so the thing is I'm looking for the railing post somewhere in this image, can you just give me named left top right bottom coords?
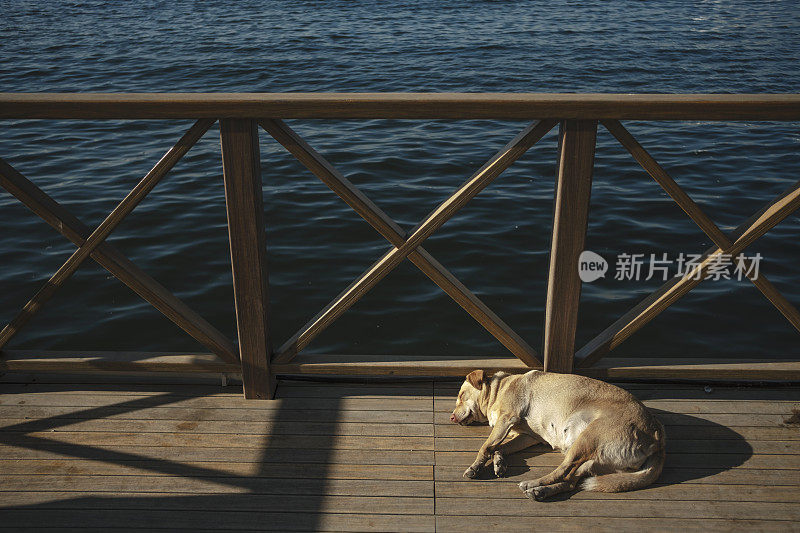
left=220, top=119, right=275, bottom=399
left=543, top=120, right=598, bottom=373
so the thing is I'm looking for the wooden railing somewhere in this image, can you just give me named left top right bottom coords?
left=1, top=94, right=799, bottom=399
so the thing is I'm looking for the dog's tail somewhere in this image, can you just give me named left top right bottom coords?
left=581, top=420, right=666, bottom=493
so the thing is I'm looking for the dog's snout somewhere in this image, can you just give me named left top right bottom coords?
left=450, top=413, right=457, bottom=422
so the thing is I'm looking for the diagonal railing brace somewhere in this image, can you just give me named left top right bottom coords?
left=274, top=120, right=556, bottom=363
left=0, top=119, right=215, bottom=350
left=578, top=176, right=800, bottom=367
left=0, top=156, right=238, bottom=363
left=260, top=118, right=541, bottom=367
left=602, top=119, right=800, bottom=334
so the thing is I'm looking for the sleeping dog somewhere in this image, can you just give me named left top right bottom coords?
left=451, top=369, right=665, bottom=500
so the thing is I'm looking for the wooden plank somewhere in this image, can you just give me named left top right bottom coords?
left=625, top=388, right=800, bottom=402
left=0, top=405, right=432, bottom=425
left=260, top=118, right=539, bottom=366
left=0, top=351, right=239, bottom=373
left=578, top=178, right=800, bottom=367
left=0, top=492, right=433, bottom=515
left=434, top=451, right=800, bottom=469
left=618, top=382, right=800, bottom=391
left=436, top=516, right=794, bottom=532
left=0, top=445, right=434, bottom=465
left=3, top=432, right=433, bottom=451
left=1, top=530, right=245, bottom=532
left=602, top=119, right=800, bottom=337
left=0, top=383, right=246, bottom=397
left=435, top=498, right=800, bottom=521
left=435, top=481, right=800, bottom=502
left=0, top=459, right=433, bottom=480
left=271, top=354, right=800, bottom=380
left=434, top=410, right=793, bottom=427
left=583, top=359, right=800, bottom=381
left=1, top=93, right=799, bottom=120
left=543, top=119, right=597, bottom=372
left=0, top=376, right=433, bottom=396
left=275, top=120, right=555, bottom=362
left=435, top=381, right=800, bottom=400
left=433, top=437, right=798, bottom=455
left=0, top=418, right=435, bottom=437
left=281, top=378, right=433, bottom=389
left=220, top=119, right=273, bottom=399
left=433, top=465, right=800, bottom=486
left=273, top=354, right=532, bottom=375
left=0, top=509, right=435, bottom=532
left=0, top=475, right=432, bottom=497
left=434, top=397, right=800, bottom=415
left=0, top=158, right=238, bottom=363
left=0, top=391, right=431, bottom=411
left=0, top=382, right=433, bottom=398
left=277, top=384, right=433, bottom=398
left=0, top=119, right=214, bottom=350
left=3, top=351, right=798, bottom=381
left=641, top=399, right=800, bottom=415
left=434, top=423, right=800, bottom=441
left=0, top=371, right=232, bottom=386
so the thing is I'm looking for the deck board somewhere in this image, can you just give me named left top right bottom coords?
left=0, top=376, right=798, bottom=531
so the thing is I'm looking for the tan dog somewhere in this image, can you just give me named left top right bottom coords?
left=451, top=369, right=665, bottom=500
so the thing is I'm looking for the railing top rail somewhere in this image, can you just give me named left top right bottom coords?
left=1, top=93, right=799, bottom=120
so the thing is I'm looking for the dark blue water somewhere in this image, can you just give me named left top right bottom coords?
left=1, top=1, right=799, bottom=359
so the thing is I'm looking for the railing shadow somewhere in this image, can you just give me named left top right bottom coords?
left=0, top=379, right=352, bottom=531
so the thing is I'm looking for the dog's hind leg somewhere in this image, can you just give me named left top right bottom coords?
left=518, top=423, right=598, bottom=492
left=523, top=460, right=596, bottom=501
left=493, top=433, right=540, bottom=477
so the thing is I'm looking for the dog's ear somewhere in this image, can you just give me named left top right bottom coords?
left=466, top=369, right=485, bottom=390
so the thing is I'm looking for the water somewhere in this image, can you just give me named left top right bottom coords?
left=0, top=1, right=798, bottom=360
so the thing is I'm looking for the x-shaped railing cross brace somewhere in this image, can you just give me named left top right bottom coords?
left=578, top=120, right=800, bottom=367
left=0, top=119, right=239, bottom=364
left=261, top=119, right=556, bottom=366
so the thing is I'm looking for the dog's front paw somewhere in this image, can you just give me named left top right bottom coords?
left=518, top=480, right=536, bottom=491
left=493, top=452, right=507, bottom=477
left=463, top=466, right=479, bottom=479
left=523, top=486, right=546, bottom=501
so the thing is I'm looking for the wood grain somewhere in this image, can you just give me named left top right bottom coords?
left=0, top=350, right=239, bottom=373
left=3, top=351, right=799, bottom=380
left=0, top=93, right=799, bottom=120
left=220, top=119, right=274, bottom=399
left=543, top=120, right=597, bottom=372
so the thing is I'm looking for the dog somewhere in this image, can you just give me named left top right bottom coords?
left=450, top=369, right=665, bottom=501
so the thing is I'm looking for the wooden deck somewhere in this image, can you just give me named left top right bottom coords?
left=0, top=373, right=798, bottom=531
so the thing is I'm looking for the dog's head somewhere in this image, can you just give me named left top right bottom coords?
left=450, top=369, right=489, bottom=425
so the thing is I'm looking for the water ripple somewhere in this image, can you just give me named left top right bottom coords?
left=1, top=0, right=799, bottom=357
